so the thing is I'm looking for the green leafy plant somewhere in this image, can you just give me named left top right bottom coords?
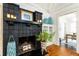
left=36, top=31, right=55, bottom=42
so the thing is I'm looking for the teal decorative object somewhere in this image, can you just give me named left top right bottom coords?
left=7, top=35, right=16, bottom=56
left=48, top=17, right=54, bottom=24
left=43, top=17, right=54, bottom=24
left=43, top=18, right=48, bottom=24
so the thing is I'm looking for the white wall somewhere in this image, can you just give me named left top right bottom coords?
left=0, top=4, right=3, bottom=56
left=59, top=13, right=77, bottom=39
left=76, top=11, right=79, bottom=53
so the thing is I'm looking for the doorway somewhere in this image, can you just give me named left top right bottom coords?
left=58, top=12, right=77, bottom=50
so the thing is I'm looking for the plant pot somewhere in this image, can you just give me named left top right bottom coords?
left=41, top=42, right=48, bottom=55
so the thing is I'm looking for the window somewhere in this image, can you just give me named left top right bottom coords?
left=58, top=12, right=77, bottom=39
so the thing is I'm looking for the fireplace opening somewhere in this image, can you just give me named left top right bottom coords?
left=18, top=36, right=37, bottom=55
left=19, top=37, right=27, bottom=46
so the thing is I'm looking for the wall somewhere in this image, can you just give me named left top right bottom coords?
left=0, top=4, right=3, bottom=56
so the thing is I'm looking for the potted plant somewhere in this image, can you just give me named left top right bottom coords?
left=36, top=31, right=55, bottom=55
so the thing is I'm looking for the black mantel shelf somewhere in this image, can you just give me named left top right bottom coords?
left=4, top=19, right=42, bottom=25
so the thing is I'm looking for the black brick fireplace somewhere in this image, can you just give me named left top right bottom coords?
left=3, top=3, right=42, bottom=56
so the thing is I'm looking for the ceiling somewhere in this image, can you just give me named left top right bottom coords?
left=17, top=3, right=74, bottom=14
left=33, top=3, right=73, bottom=13
left=17, top=3, right=76, bottom=17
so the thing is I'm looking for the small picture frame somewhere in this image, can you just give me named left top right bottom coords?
left=20, top=9, right=33, bottom=21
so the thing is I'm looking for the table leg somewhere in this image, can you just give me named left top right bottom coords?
left=65, top=39, right=68, bottom=48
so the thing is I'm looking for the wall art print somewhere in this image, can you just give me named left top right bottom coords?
left=21, top=9, right=33, bottom=21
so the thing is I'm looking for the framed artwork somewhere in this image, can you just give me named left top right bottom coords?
left=20, top=9, right=33, bottom=21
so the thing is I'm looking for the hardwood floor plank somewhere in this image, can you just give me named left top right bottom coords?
left=46, top=44, right=79, bottom=56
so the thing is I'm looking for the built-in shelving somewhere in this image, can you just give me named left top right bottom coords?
left=3, top=3, right=42, bottom=56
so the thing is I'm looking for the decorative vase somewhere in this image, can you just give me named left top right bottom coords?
left=41, top=42, right=48, bottom=55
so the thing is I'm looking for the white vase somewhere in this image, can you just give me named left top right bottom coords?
left=41, top=42, right=47, bottom=55
left=41, top=42, right=46, bottom=49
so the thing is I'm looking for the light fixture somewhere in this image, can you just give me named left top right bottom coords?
left=13, top=16, right=16, bottom=19
left=37, top=20, right=42, bottom=23
left=7, top=13, right=10, bottom=18
left=39, top=20, right=42, bottom=22
left=11, top=14, right=14, bottom=19
left=37, top=20, right=40, bottom=22
left=7, top=13, right=16, bottom=19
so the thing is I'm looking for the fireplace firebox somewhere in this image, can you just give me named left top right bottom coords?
left=18, top=36, right=42, bottom=56
left=18, top=36, right=36, bottom=55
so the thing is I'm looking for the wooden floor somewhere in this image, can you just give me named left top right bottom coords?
left=46, top=44, right=79, bottom=56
